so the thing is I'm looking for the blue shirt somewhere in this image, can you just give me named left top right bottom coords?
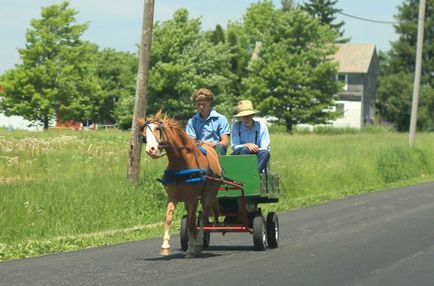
left=186, top=109, right=230, bottom=143
left=231, top=120, right=270, bottom=152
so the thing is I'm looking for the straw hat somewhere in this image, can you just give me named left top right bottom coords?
left=234, top=100, right=259, bottom=117
left=190, top=88, right=215, bottom=102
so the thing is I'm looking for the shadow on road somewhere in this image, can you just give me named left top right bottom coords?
left=206, top=245, right=252, bottom=251
left=139, top=252, right=220, bottom=261
left=139, top=245, right=253, bottom=261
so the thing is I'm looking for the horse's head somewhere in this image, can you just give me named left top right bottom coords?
left=137, top=113, right=167, bottom=159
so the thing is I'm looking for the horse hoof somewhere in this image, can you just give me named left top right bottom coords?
left=160, top=247, right=171, bottom=256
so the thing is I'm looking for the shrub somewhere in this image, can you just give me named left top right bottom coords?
left=376, top=146, right=432, bottom=183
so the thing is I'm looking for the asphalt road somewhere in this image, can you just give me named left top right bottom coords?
left=1, top=182, right=434, bottom=286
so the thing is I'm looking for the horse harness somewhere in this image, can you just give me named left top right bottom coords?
left=138, top=119, right=168, bottom=149
left=139, top=119, right=222, bottom=186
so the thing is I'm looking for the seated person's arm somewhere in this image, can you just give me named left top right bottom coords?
left=218, top=134, right=229, bottom=148
left=217, top=117, right=230, bottom=148
left=258, top=123, right=270, bottom=151
left=245, top=143, right=259, bottom=153
left=231, top=123, right=243, bottom=152
left=186, top=118, right=197, bottom=140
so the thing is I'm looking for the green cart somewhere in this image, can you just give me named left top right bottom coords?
left=180, top=155, right=280, bottom=251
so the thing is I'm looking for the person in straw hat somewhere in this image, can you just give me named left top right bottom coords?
left=231, top=100, right=270, bottom=173
left=186, top=88, right=230, bottom=155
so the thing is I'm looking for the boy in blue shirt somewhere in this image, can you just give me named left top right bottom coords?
left=231, top=100, right=270, bottom=172
left=186, top=88, right=230, bottom=155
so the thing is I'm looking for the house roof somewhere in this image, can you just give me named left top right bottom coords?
left=333, top=44, right=377, bottom=73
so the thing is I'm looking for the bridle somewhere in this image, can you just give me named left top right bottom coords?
left=138, top=119, right=169, bottom=152
left=138, top=119, right=191, bottom=153
left=143, top=120, right=167, bottom=143
left=139, top=118, right=217, bottom=185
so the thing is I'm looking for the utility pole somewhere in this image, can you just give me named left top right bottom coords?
left=409, top=0, right=426, bottom=147
left=128, top=0, right=155, bottom=184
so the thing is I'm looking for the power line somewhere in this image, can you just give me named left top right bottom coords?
left=337, top=11, right=398, bottom=25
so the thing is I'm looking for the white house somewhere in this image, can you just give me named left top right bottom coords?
left=331, top=44, right=379, bottom=128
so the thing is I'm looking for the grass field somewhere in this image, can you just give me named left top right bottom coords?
left=1, top=128, right=433, bottom=261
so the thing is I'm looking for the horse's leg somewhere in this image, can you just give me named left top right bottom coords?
left=160, top=197, right=177, bottom=256
left=185, top=200, right=199, bottom=258
left=212, top=200, right=220, bottom=225
left=200, top=184, right=220, bottom=239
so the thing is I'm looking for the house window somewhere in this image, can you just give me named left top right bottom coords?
left=337, top=73, right=348, bottom=90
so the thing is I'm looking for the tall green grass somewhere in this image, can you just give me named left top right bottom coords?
left=271, top=132, right=434, bottom=211
left=1, top=129, right=434, bottom=260
left=0, top=130, right=167, bottom=260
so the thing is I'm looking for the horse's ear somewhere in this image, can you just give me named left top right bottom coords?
left=155, top=109, right=163, bottom=119
left=137, top=118, right=145, bottom=128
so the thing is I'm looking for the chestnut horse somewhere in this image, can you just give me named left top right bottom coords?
left=137, top=112, right=222, bottom=258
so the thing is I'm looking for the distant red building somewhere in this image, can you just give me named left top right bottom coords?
left=54, top=114, right=96, bottom=130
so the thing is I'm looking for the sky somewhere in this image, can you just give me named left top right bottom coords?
left=0, top=0, right=403, bottom=74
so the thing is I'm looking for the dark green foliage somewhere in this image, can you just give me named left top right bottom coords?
left=377, top=72, right=413, bottom=131
left=210, top=24, right=225, bottom=44
left=390, top=0, right=434, bottom=84
left=281, top=0, right=296, bottom=12
left=95, top=49, right=137, bottom=125
left=226, top=23, right=250, bottom=99
left=114, top=93, right=135, bottom=130
left=147, top=9, right=234, bottom=120
left=301, top=0, right=349, bottom=43
left=378, top=0, right=434, bottom=131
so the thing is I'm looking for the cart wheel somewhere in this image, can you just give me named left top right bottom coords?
left=203, top=232, right=210, bottom=248
left=180, top=215, right=188, bottom=251
left=266, top=212, right=279, bottom=248
left=252, top=215, right=267, bottom=251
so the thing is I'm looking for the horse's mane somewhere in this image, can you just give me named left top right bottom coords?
left=162, top=118, right=197, bottom=151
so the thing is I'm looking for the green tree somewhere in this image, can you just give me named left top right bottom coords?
left=377, top=72, right=413, bottom=131
left=243, top=1, right=277, bottom=45
left=242, top=2, right=340, bottom=132
left=114, top=9, right=236, bottom=129
left=146, top=9, right=234, bottom=120
left=226, top=22, right=251, bottom=99
left=301, top=0, right=349, bottom=43
left=210, top=24, right=226, bottom=44
left=389, top=0, right=433, bottom=82
left=377, top=0, right=434, bottom=131
left=0, top=1, right=100, bottom=129
left=376, top=50, right=391, bottom=123
left=114, top=93, right=135, bottom=130
left=95, top=48, right=137, bottom=125
left=281, top=0, right=296, bottom=12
